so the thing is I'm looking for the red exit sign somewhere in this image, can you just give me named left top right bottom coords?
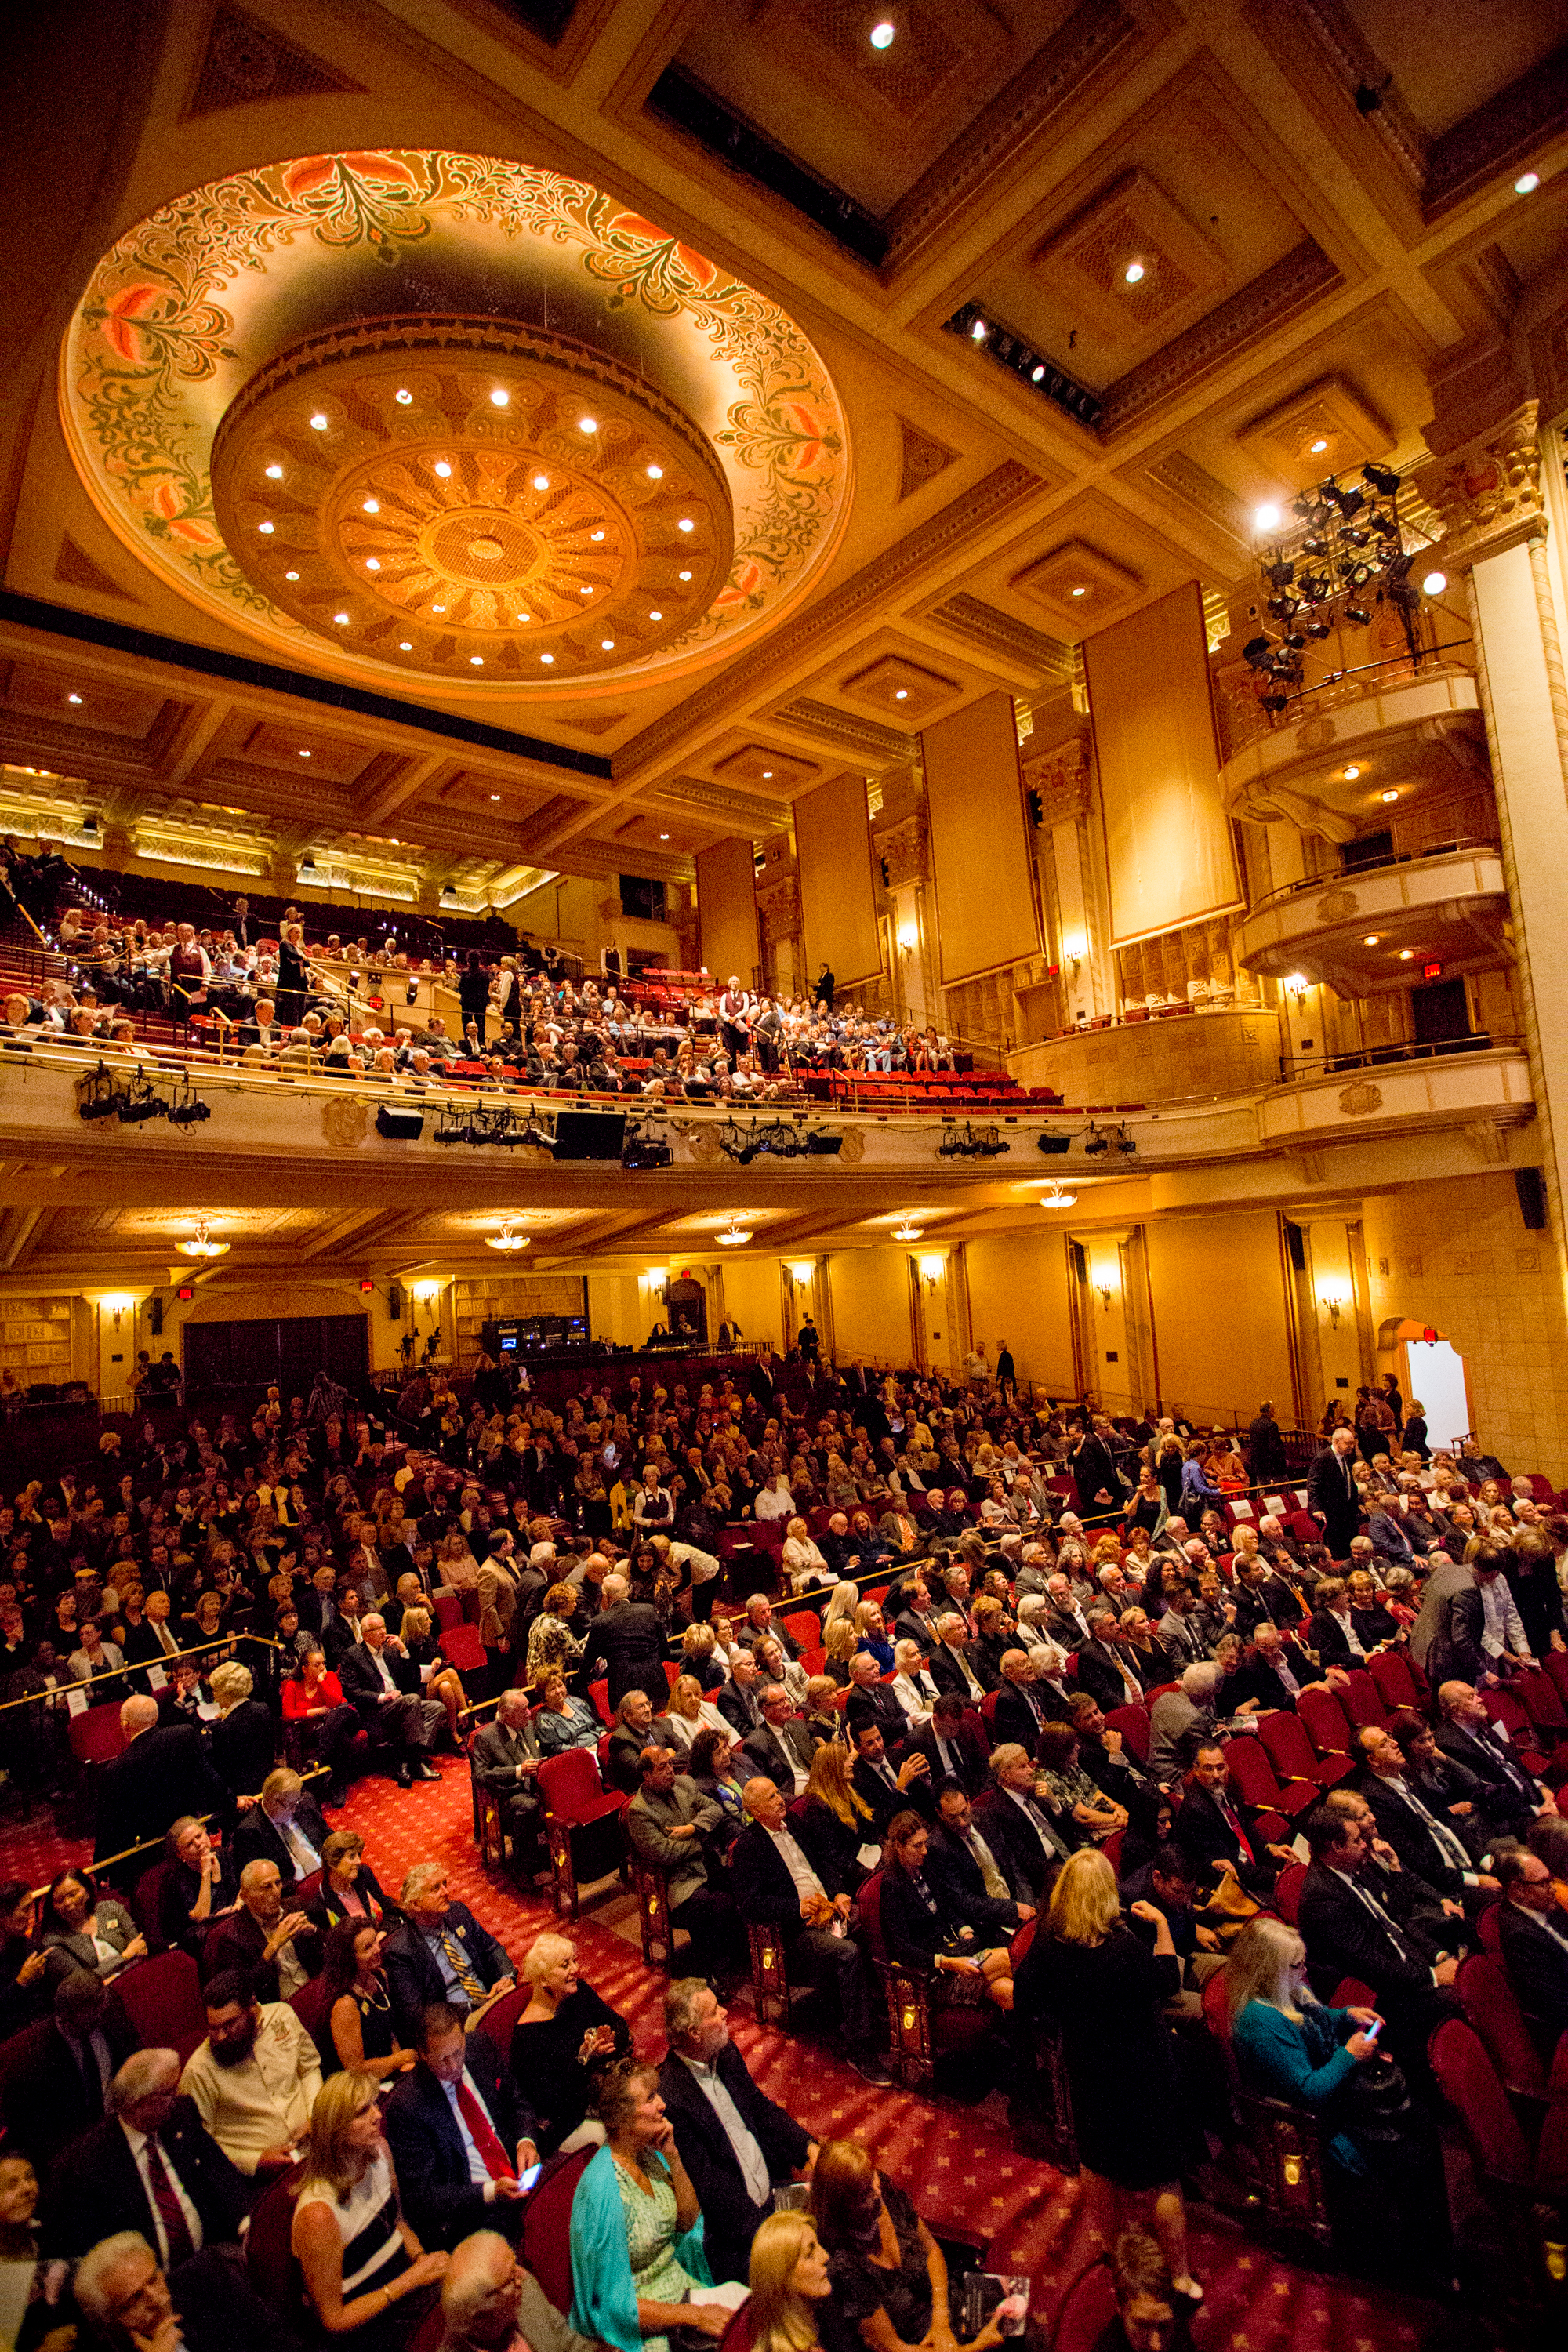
left=1422, top=961, right=1443, bottom=979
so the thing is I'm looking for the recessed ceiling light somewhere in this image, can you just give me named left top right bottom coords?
left=895, top=688, right=908, bottom=699
left=394, top=389, right=412, bottom=405
left=649, top=610, right=662, bottom=620
left=1070, top=585, right=1087, bottom=597
left=532, top=474, right=550, bottom=492
left=517, top=613, right=531, bottom=623
left=1423, top=570, right=1447, bottom=596
left=490, top=793, right=500, bottom=800
left=1031, top=365, right=1044, bottom=381
left=1381, top=789, right=1399, bottom=804
left=285, top=569, right=299, bottom=580
left=678, top=569, right=692, bottom=580
left=490, top=389, right=509, bottom=407
left=646, top=464, right=663, bottom=479
left=601, top=638, right=615, bottom=649
left=579, top=416, right=597, bottom=433
left=591, top=530, right=604, bottom=542
left=971, top=318, right=987, bottom=341
left=1399, top=948, right=1414, bottom=960
left=399, top=641, right=412, bottom=650
left=470, top=655, right=484, bottom=666
left=579, top=586, right=593, bottom=595
left=434, top=460, right=452, bottom=478
left=1255, top=503, right=1282, bottom=532
left=869, top=18, right=895, bottom=46
left=540, top=654, right=554, bottom=664
left=310, top=413, right=328, bottom=430
left=677, top=518, right=694, bottom=532
left=365, top=557, right=381, bottom=571
left=265, top=463, right=282, bottom=479
left=257, top=521, right=274, bottom=534
left=1123, top=260, right=1145, bottom=285
left=362, top=499, right=379, bottom=514
left=67, top=692, right=82, bottom=704
left=299, top=749, right=311, bottom=758
left=432, top=604, right=445, bottom=613
left=1363, top=934, right=1379, bottom=946
left=1516, top=172, right=1541, bottom=194
left=1342, top=764, right=1361, bottom=780
left=1309, top=437, right=1329, bottom=454
left=332, top=612, right=349, bottom=624
left=659, top=832, right=669, bottom=840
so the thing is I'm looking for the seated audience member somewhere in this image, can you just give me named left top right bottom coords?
left=746, top=2211, right=833, bottom=2352
left=2, top=1970, right=138, bottom=2170
left=729, top=1780, right=889, bottom=2085
left=887, top=1641, right=938, bottom=1726
left=0, top=2150, right=44, bottom=2346
left=338, top=1615, right=446, bottom=1788
left=1094, top=2230, right=1192, bottom=2352
left=1035, top=1722, right=1127, bottom=1847
left=534, top=1671, right=602, bottom=1756
left=0, top=1886, right=49, bottom=2038
left=1353, top=1724, right=1495, bottom=1904
left=809, top=2138, right=1006, bottom=2352
left=201, top=1858, right=321, bottom=2004
left=1012, top=1850, right=1200, bottom=2301
left=880, top=1810, right=1015, bottom=2013
left=509, top=1932, right=631, bottom=2157
left=715, top=1655, right=765, bottom=1740
left=1226, top=1916, right=1448, bottom=2284
left=798, top=1742, right=880, bottom=1896
left=208, top=1663, right=278, bottom=1802
left=848, top=1720, right=931, bottom=1838
left=608, top=1690, right=681, bottom=1794
left=383, top=2003, right=539, bottom=2252
left=1174, top=1745, right=1294, bottom=1901
left=1494, top=1847, right=1568, bottom=2057
left=470, top=1688, right=546, bottom=1864
left=437, top=2227, right=599, bottom=2352
left=568, top=2059, right=720, bottom=2352
left=1295, top=1807, right=1460, bottom=2066
left=292, top=2069, right=451, bottom=2344
left=663, top=1674, right=731, bottom=1755
left=232, top=1765, right=328, bottom=1889
left=382, top=1866, right=515, bottom=2042
left=1434, top=1679, right=1554, bottom=1839
left=927, top=1779, right=1033, bottom=1939
left=71, top=2227, right=287, bottom=2352
left=281, top=1644, right=361, bottom=1805
left=974, top=1743, right=1073, bottom=1902
left=321, top=1829, right=396, bottom=1931
left=43, top=2045, right=251, bottom=2264
left=179, top=1969, right=323, bottom=2176
left=320, top=1920, right=414, bottom=2083
left=657, top=1978, right=815, bottom=2285
left=94, top=1694, right=232, bottom=1864
left=743, top=1686, right=821, bottom=1796
left=36, top=1868, right=145, bottom=1986
left=626, top=1748, right=744, bottom=1984
left=902, top=1693, right=988, bottom=1798
left=160, top=1817, right=241, bottom=1955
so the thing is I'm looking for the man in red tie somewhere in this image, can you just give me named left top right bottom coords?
left=1174, top=1744, right=1298, bottom=1901
left=384, top=2005, right=539, bottom=2250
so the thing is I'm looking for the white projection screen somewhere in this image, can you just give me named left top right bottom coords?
left=1084, top=581, right=1242, bottom=947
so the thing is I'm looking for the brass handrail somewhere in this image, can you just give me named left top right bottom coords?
left=0, top=1631, right=283, bottom=1715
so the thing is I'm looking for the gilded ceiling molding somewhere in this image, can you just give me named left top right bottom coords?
left=656, top=776, right=790, bottom=831
left=612, top=460, right=1042, bottom=778
left=1022, top=735, right=1093, bottom=829
left=770, top=699, right=915, bottom=760
left=922, top=593, right=1074, bottom=680
left=1413, top=403, right=1544, bottom=565
left=1097, top=243, right=1342, bottom=436
left=895, top=419, right=960, bottom=503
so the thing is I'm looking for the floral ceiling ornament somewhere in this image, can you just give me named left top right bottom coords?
left=63, top=151, right=849, bottom=690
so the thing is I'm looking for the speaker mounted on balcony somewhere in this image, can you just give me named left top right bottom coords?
left=551, top=1111, right=627, bottom=1161
left=1515, top=1167, right=1547, bottom=1231
left=376, top=1105, right=425, bottom=1141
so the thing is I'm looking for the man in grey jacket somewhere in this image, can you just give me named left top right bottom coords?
left=440, top=2228, right=597, bottom=2352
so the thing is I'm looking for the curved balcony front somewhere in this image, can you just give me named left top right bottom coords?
left=1234, top=844, right=1509, bottom=994
left=1007, top=1007, right=1281, bottom=1110
left=1218, top=665, right=1485, bottom=840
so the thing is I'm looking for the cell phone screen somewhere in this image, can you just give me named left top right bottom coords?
left=1362, top=2018, right=1381, bottom=2042
left=517, top=2164, right=542, bottom=2193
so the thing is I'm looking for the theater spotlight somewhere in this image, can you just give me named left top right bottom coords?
left=804, top=1128, right=844, bottom=1156
left=1362, top=462, right=1401, bottom=499
left=1036, top=1132, right=1072, bottom=1156
left=622, top=1125, right=673, bottom=1170
left=1083, top=1124, right=1109, bottom=1156
left=1112, top=1122, right=1137, bottom=1156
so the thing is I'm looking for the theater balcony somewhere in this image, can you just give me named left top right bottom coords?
left=1006, top=1007, right=1282, bottom=1112
left=1234, top=843, right=1510, bottom=994
left=1258, top=1037, right=1533, bottom=1149
left=1215, top=662, right=1486, bottom=842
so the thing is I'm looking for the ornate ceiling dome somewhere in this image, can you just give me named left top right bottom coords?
left=62, top=151, right=850, bottom=695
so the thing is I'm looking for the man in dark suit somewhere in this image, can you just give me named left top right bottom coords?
left=230, top=1767, right=328, bottom=1891
left=1354, top=1725, right=1493, bottom=1903
left=336, top=1613, right=445, bottom=1788
left=1297, top=1805, right=1460, bottom=2064
left=848, top=1720, right=931, bottom=1833
left=974, top=1745, right=1072, bottom=1904
left=93, top=1695, right=233, bottom=1863
left=382, top=1865, right=515, bottom=2042
left=925, top=1617, right=989, bottom=1704
left=470, top=1688, right=546, bottom=1854
left=1069, top=1421, right=1122, bottom=1515
left=201, top=1860, right=321, bottom=2005
left=383, top=2002, right=539, bottom=2249
left=741, top=1688, right=819, bottom=1795
left=1435, top=1678, right=1548, bottom=1838
left=657, top=1979, right=814, bottom=2285
left=1073, top=1614, right=1146, bottom=1713
left=927, top=1782, right=1032, bottom=1938
left=43, top=2045, right=251, bottom=2262
left=590, top=1573, right=669, bottom=1708
left=606, top=1690, right=682, bottom=1795
left=715, top=1654, right=765, bottom=1741
left=843, top=1654, right=906, bottom=1746
left=990, top=1651, right=1054, bottom=1752
left=728, top=1779, right=888, bottom=2083
left=1172, top=1746, right=1293, bottom=1900
left=1225, top=1622, right=1316, bottom=1713
left=1306, top=1427, right=1362, bottom=1561
left=2, top=1970, right=138, bottom=2169
left=902, top=1694, right=988, bottom=1798
left=1495, top=1849, right=1568, bottom=2057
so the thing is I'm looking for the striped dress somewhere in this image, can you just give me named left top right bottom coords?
left=296, top=2152, right=415, bottom=2343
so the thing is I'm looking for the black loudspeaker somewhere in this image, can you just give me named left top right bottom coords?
left=1284, top=1219, right=1307, bottom=1272
left=1515, top=1167, right=1548, bottom=1231
left=551, top=1110, right=627, bottom=1161
left=388, top=1283, right=404, bottom=1320
left=376, top=1105, right=425, bottom=1140
left=149, top=1296, right=163, bottom=1336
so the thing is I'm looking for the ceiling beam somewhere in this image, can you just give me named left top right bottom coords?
left=1, top=1207, right=47, bottom=1272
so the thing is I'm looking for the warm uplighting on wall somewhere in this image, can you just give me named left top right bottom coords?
left=896, top=920, right=918, bottom=952
left=1283, top=972, right=1309, bottom=1007
left=100, top=1294, right=136, bottom=1329
left=789, top=1262, right=815, bottom=1285
left=917, top=1254, right=947, bottom=1283
left=1316, top=1283, right=1348, bottom=1328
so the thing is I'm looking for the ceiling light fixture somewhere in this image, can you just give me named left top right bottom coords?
left=1381, top=788, right=1399, bottom=803
left=1342, top=764, right=1361, bottom=780
left=1123, top=260, right=1145, bottom=285
left=365, top=557, right=380, bottom=570
left=285, top=569, right=299, bottom=580
left=645, top=464, right=663, bottom=480
left=1254, top=503, right=1282, bottom=532
left=659, top=831, right=669, bottom=839
left=761, top=769, right=773, bottom=779
left=490, top=389, right=509, bottom=407
left=1309, top=437, right=1329, bottom=454
left=678, top=568, right=692, bottom=580
left=532, top=474, right=550, bottom=491
left=891, top=1221, right=922, bottom=1242
left=579, top=416, right=597, bottom=433
left=649, top=610, right=662, bottom=620
left=265, top=463, right=282, bottom=479
left=718, top=1222, right=753, bottom=1247
left=1399, top=948, right=1414, bottom=960
left=257, top=521, right=274, bottom=534
left=332, top=611, right=349, bottom=624
left=179, top=1219, right=229, bottom=1259
left=399, top=641, right=412, bottom=650
left=1422, top=570, right=1447, bottom=596
left=869, top=18, right=895, bottom=47
left=67, top=692, right=82, bottom=704
left=1031, top=364, right=1045, bottom=381
left=579, top=586, right=593, bottom=595
left=491, top=793, right=500, bottom=800
left=1363, top=933, right=1379, bottom=946
left=1039, top=1187, right=1076, bottom=1209
left=1515, top=172, right=1541, bottom=194
left=299, top=749, right=311, bottom=758
left=470, top=655, right=484, bottom=666
left=590, top=530, right=604, bottom=541
left=677, top=518, right=694, bottom=532
left=434, top=460, right=452, bottom=477
left=1070, top=585, right=1087, bottom=597
left=971, top=318, right=988, bottom=341
left=362, top=499, right=379, bottom=514
left=310, top=413, right=328, bottom=430
left=486, top=1220, right=528, bottom=1252
left=601, top=639, right=615, bottom=649
left=540, top=653, right=554, bottom=664
left=432, top=603, right=445, bottom=612
left=895, top=688, right=908, bottom=699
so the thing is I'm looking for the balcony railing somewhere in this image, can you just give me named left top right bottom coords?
left=1243, top=838, right=1502, bottom=922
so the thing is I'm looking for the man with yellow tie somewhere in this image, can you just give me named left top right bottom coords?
left=382, top=1863, right=516, bottom=2044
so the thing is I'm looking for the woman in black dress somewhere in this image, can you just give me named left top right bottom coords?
left=160, top=1815, right=241, bottom=1955
left=1014, top=1848, right=1200, bottom=2302
left=320, top=1921, right=413, bottom=2083
left=810, top=2138, right=1004, bottom=2352
left=508, top=1930, right=630, bottom=2154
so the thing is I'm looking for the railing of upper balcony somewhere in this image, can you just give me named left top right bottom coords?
left=1212, top=640, right=1479, bottom=764
left=1242, top=838, right=1504, bottom=921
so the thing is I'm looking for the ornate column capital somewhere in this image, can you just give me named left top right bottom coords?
left=1022, top=731, right=1093, bottom=826
left=756, top=872, right=800, bottom=945
left=874, top=814, right=927, bottom=890
left=1414, top=401, right=1545, bottom=567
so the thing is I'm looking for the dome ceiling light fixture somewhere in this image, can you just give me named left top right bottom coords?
left=717, top=1221, right=753, bottom=1246
left=64, top=152, right=848, bottom=691
left=1038, top=1187, right=1076, bottom=1209
left=178, top=1218, right=230, bottom=1258
left=891, top=1220, right=923, bottom=1241
left=486, top=1220, right=529, bottom=1252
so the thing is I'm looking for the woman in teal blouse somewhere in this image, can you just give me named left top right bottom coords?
left=1226, top=1917, right=1381, bottom=2172
left=569, top=2059, right=721, bottom=2352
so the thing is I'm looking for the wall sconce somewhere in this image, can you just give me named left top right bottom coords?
left=1095, top=1282, right=1113, bottom=1308
left=1283, top=971, right=1309, bottom=1008
left=644, top=1268, right=667, bottom=1287
left=100, top=1293, right=136, bottom=1330
left=1317, top=1285, right=1348, bottom=1328
left=896, top=921, right=918, bottom=953
left=1062, top=931, right=1088, bottom=972
left=918, top=1254, right=947, bottom=1283
left=789, top=1261, right=815, bottom=1285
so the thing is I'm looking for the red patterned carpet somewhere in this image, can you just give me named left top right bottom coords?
left=0, top=1762, right=1490, bottom=2350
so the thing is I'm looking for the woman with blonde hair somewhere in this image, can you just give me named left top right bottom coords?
left=527, top=1581, right=588, bottom=1686
left=822, top=1619, right=859, bottom=1688
left=435, top=1529, right=479, bottom=1595
left=799, top=1740, right=877, bottom=1894
left=510, top=1930, right=631, bottom=2155
left=748, top=2211, right=831, bottom=2352
left=662, top=1673, right=729, bottom=1755
left=782, top=1516, right=831, bottom=1597
left=292, top=2071, right=447, bottom=2343
left=821, top=1581, right=862, bottom=1644
left=394, top=1605, right=466, bottom=1740
left=1014, top=1848, right=1200, bottom=2303
left=753, top=1634, right=809, bottom=1709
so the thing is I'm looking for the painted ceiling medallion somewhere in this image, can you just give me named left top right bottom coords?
left=210, top=319, right=733, bottom=678
left=62, top=151, right=848, bottom=689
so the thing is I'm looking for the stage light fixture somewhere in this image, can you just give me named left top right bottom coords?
left=1083, top=1124, right=1109, bottom=1157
